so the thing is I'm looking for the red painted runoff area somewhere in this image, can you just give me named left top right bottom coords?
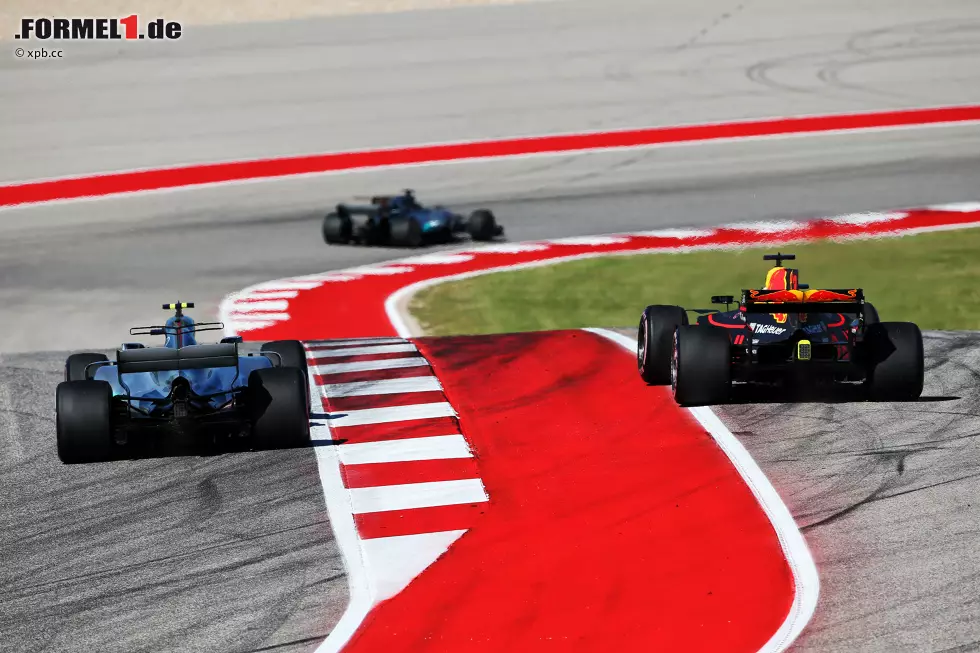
left=339, top=330, right=794, bottom=652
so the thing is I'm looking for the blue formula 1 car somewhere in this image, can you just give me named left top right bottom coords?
left=322, top=189, right=504, bottom=247
left=55, top=302, right=311, bottom=464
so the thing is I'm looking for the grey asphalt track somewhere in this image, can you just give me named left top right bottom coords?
left=2, top=0, right=980, bottom=651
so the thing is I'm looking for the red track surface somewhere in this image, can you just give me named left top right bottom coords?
left=340, top=330, right=794, bottom=652
left=3, top=105, right=980, bottom=207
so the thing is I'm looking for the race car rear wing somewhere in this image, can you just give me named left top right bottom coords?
left=740, top=288, right=865, bottom=314
left=117, top=343, right=239, bottom=374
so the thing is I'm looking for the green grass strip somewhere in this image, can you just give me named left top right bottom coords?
left=409, top=228, right=980, bottom=335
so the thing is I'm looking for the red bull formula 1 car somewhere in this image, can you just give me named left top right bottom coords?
left=636, top=253, right=925, bottom=406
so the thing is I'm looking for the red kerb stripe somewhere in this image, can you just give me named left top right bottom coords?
left=326, top=391, right=448, bottom=412
left=329, top=416, right=462, bottom=444
left=341, top=458, right=481, bottom=489
left=355, top=502, right=490, bottom=540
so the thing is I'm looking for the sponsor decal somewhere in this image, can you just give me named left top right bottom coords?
left=803, top=323, right=826, bottom=335
left=15, top=16, right=182, bottom=41
left=749, top=323, right=787, bottom=335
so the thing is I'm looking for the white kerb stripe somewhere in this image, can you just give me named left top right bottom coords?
left=322, top=376, right=443, bottom=397
left=328, top=403, right=456, bottom=427
left=313, top=343, right=418, bottom=357
left=339, top=434, right=472, bottom=465
left=307, top=337, right=408, bottom=349
left=349, top=479, right=488, bottom=514
left=312, top=357, right=430, bottom=375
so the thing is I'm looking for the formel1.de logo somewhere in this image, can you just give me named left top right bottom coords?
left=15, top=16, right=182, bottom=40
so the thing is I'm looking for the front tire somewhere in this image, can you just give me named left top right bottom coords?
left=248, top=368, right=311, bottom=450
left=466, top=209, right=498, bottom=241
left=56, top=380, right=114, bottom=464
left=638, top=305, right=688, bottom=385
left=864, top=322, right=924, bottom=401
left=671, top=325, right=731, bottom=406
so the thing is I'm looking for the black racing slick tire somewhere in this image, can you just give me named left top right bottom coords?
left=323, top=212, right=353, bottom=244
left=56, top=380, right=114, bottom=464
left=671, top=325, right=731, bottom=407
left=466, top=209, right=498, bottom=241
left=65, top=353, right=109, bottom=382
left=248, top=367, right=311, bottom=450
left=261, top=340, right=311, bottom=412
left=638, top=305, right=688, bottom=385
left=864, top=321, right=924, bottom=401
left=390, top=219, right=423, bottom=247
left=863, top=302, right=880, bottom=325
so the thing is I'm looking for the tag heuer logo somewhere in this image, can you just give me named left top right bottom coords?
left=750, top=323, right=787, bottom=335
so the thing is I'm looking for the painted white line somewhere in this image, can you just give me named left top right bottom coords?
left=342, top=265, right=416, bottom=276
left=927, top=202, right=980, bottom=212
left=631, top=228, right=716, bottom=238
left=313, top=343, right=418, bottom=357
left=349, top=479, right=488, bottom=514
left=322, top=376, right=443, bottom=398
left=227, top=311, right=291, bottom=321
left=585, top=328, right=819, bottom=653
left=312, top=357, right=430, bottom=375
left=328, top=402, right=456, bottom=427
left=237, top=290, right=299, bottom=300
left=459, top=243, right=551, bottom=253
left=825, top=211, right=907, bottom=225
left=360, top=530, right=467, bottom=602
left=307, top=337, right=409, bottom=349
left=721, top=220, right=804, bottom=233
left=395, top=253, right=475, bottom=265
left=339, top=434, right=473, bottom=465
left=249, top=280, right=324, bottom=291
left=546, top=235, right=631, bottom=245
left=226, top=299, right=289, bottom=312
left=223, top=319, right=280, bottom=331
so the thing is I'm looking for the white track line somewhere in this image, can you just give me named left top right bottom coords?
left=327, top=403, right=457, bottom=427
left=312, top=357, right=430, bottom=375
left=585, top=328, right=819, bottom=653
left=307, top=337, right=409, bottom=349
left=349, top=479, right=488, bottom=514
left=338, top=434, right=473, bottom=465
left=321, top=376, right=443, bottom=397
left=312, top=343, right=418, bottom=357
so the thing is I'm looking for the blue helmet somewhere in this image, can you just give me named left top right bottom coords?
left=163, top=314, right=198, bottom=348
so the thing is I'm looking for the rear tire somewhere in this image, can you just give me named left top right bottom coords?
left=466, top=209, right=498, bottom=241
left=323, top=212, right=353, bottom=244
left=248, top=367, right=311, bottom=450
left=390, top=219, right=423, bottom=247
left=56, top=380, right=114, bottom=464
left=261, top=340, right=310, bottom=412
left=65, top=353, right=109, bottom=382
left=671, top=325, right=731, bottom=406
left=638, top=305, right=688, bottom=385
left=864, top=322, right=924, bottom=401
left=863, top=302, right=880, bottom=325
